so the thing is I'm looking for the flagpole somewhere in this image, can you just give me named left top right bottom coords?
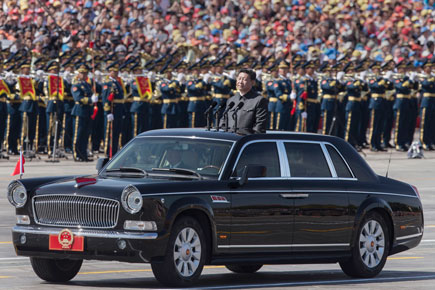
left=19, top=146, right=23, bottom=180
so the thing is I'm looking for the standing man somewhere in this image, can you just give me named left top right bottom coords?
left=0, top=61, right=13, bottom=157
left=160, top=64, right=180, bottom=129
left=419, top=58, right=435, bottom=150
left=273, top=60, right=294, bottom=131
left=130, top=63, right=151, bottom=136
left=220, top=69, right=268, bottom=134
left=71, top=63, right=95, bottom=162
left=101, top=61, right=125, bottom=158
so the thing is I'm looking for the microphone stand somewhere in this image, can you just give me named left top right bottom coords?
left=214, top=105, right=224, bottom=131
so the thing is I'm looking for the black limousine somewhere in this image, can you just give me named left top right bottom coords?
left=8, top=129, right=423, bottom=286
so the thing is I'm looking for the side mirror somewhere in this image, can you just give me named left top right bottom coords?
left=231, top=164, right=267, bottom=187
left=96, top=157, right=109, bottom=172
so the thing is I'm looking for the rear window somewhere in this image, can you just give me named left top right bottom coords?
left=326, top=145, right=353, bottom=178
left=285, top=143, right=331, bottom=177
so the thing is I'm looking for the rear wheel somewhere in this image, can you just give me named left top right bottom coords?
left=151, top=216, right=206, bottom=286
left=340, top=211, right=390, bottom=278
left=225, top=264, right=263, bottom=274
left=30, top=257, right=82, bottom=282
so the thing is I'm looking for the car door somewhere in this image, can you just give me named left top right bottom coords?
left=283, top=141, right=353, bottom=252
left=227, top=141, right=294, bottom=253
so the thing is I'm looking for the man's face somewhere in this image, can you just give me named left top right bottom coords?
left=236, top=72, right=253, bottom=93
left=110, top=70, right=118, bottom=78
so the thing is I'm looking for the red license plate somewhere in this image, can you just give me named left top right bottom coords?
left=49, top=230, right=84, bottom=252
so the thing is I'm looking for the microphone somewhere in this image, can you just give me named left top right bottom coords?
left=222, top=102, right=235, bottom=132
left=204, top=101, right=218, bottom=115
left=232, top=102, right=244, bottom=133
left=205, top=101, right=218, bottom=131
left=214, top=103, right=226, bottom=131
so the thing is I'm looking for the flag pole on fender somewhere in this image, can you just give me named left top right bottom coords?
left=11, top=146, right=25, bottom=179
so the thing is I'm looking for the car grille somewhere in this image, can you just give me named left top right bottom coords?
left=33, top=195, right=119, bottom=229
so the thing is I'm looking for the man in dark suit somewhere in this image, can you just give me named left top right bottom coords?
left=220, top=69, right=268, bottom=134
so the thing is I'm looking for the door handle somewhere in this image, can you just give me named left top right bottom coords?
left=280, top=193, right=309, bottom=199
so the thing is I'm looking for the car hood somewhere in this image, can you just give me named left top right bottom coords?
left=34, top=175, right=219, bottom=200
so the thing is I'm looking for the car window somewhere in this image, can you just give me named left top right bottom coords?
left=234, top=142, right=280, bottom=177
left=105, top=138, right=233, bottom=177
left=285, top=143, right=331, bottom=178
left=326, top=145, right=353, bottom=178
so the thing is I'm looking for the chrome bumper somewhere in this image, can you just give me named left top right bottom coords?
left=13, top=225, right=158, bottom=240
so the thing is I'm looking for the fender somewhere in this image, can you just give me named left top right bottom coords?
left=351, top=196, right=394, bottom=245
left=165, top=196, right=217, bottom=250
left=12, top=176, right=76, bottom=194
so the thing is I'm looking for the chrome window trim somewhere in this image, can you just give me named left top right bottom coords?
left=321, top=143, right=337, bottom=177
left=32, top=194, right=120, bottom=229
left=324, top=143, right=356, bottom=179
left=126, top=135, right=236, bottom=181
left=231, top=140, right=282, bottom=179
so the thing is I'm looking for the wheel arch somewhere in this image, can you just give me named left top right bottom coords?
left=166, top=197, right=216, bottom=263
left=352, top=196, right=395, bottom=251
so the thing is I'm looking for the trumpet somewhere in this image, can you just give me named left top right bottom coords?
left=413, top=73, right=428, bottom=81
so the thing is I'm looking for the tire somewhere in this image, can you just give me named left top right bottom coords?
left=151, top=216, right=207, bottom=287
left=30, top=257, right=83, bottom=282
left=339, top=211, right=390, bottom=278
left=225, top=264, right=263, bottom=274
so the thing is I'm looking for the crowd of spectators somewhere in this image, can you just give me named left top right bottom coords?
left=0, top=0, right=435, bottom=65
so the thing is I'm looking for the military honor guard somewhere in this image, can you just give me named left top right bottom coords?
left=381, top=60, right=396, bottom=149
left=0, top=61, right=13, bottom=157
left=130, top=62, right=152, bottom=136
left=273, top=60, right=294, bottom=131
left=61, top=57, right=78, bottom=154
left=44, top=60, right=66, bottom=156
left=320, top=62, right=342, bottom=135
left=368, top=61, right=390, bottom=152
left=71, top=63, right=95, bottom=161
left=159, top=63, right=180, bottom=129
left=298, top=61, right=320, bottom=133
left=101, top=61, right=125, bottom=158
left=119, top=63, right=133, bottom=147
left=186, top=62, right=207, bottom=128
left=265, top=61, right=279, bottom=130
left=419, top=58, right=435, bottom=150
left=17, top=59, right=39, bottom=155
left=211, top=59, right=233, bottom=125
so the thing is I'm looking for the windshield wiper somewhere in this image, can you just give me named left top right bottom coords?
left=105, top=167, right=148, bottom=177
left=151, top=168, right=202, bottom=179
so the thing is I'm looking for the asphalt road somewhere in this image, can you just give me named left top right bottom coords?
left=0, top=149, right=434, bottom=290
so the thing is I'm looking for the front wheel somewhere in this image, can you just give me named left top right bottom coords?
left=30, top=257, right=83, bottom=282
left=225, top=264, right=263, bottom=274
left=339, top=211, right=390, bottom=278
left=151, top=216, right=207, bottom=287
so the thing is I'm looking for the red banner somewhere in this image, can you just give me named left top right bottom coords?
left=136, top=76, right=152, bottom=100
left=18, top=77, right=36, bottom=100
left=48, top=75, right=64, bottom=100
left=0, top=80, right=10, bottom=96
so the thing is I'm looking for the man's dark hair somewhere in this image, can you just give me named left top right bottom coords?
left=237, top=68, right=256, bottom=81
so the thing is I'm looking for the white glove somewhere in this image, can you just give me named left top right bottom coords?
left=36, top=70, right=44, bottom=78
left=290, top=91, right=297, bottom=100
left=229, top=70, right=236, bottom=79
left=409, top=72, right=416, bottom=82
left=360, top=70, right=367, bottom=80
left=256, top=69, right=262, bottom=80
left=301, top=112, right=307, bottom=119
left=148, top=71, right=156, bottom=82
left=91, top=94, right=98, bottom=103
left=337, top=71, right=345, bottom=82
left=203, top=73, right=211, bottom=84
left=177, top=73, right=185, bottom=83
left=385, top=71, right=393, bottom=80
left=107, top=113, right=114, bottom=122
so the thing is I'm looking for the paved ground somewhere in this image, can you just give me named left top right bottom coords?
left=0, top=148, right=434, bottom=290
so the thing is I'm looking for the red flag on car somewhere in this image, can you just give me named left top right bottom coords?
left=11, top=149, right=25, bottom=176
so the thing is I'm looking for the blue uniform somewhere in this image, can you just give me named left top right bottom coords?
left=273, top=77, right=293, bottom=131
left=393, top=76, right=413, bottom=150
left=344, top=79, right=362, bottom=147
left=359, top=80, right=370, bottom=146
left=18, top=77, right=38, bottom=151
left=160, top=79, right=180, bottom=128
left=211, top=75, right=232, bottom=125
left=130, top=77, right=151, bottom=136
left=296, top=76, right=319, bottom=133
left=71, top=77, right=93, bottom=161
left=149, top=81, right=162, bottom=129
left=6, top=81, right=20, bottom=154
left=0, top=79, right=13, bottom=153
left=101, top=77, right=125, bottom=157
left=186, top=78, right=207, bottom=128
left=320, top=78, right=342, bottom=135
left=383, top=82, right=396, bottom=148
left=368, top=77, right=391, bottom=150
left=265, top=78, right=278, bottom=129
left=419, top=75, right=435, bottom=149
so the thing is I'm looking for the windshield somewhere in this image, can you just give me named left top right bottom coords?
left=104, top=137, right=233, bottom=178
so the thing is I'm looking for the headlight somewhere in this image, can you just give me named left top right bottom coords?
left=7, top=181, right=27, bottom=208
left=121, top=185, right=143, bottom=214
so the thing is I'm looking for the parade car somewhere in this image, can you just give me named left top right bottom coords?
left=8, top=129, right=424, bottom=287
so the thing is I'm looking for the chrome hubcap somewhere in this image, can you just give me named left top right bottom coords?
left=173, top=227, right=201, bottom=277
left=359, top=220, right=385, bottom=268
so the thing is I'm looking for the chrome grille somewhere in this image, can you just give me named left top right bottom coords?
left=33, top=195, right=119, bottom=229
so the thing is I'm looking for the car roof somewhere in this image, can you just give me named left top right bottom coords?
left=139, top=128, right=342, bottom=143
